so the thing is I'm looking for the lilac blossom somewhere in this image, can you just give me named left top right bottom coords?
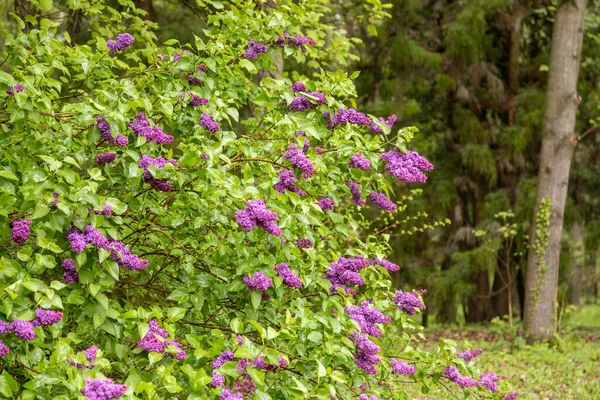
left=369, top=115, right=397, bottom=135
left=68, top=345, right=99, bottom=369
left=380, top=149, right=434, bottom=183
left=234, top=374, right=257, bottom=395
left=243, top=271, right=272, bottom=292
left=284, top=144, right=314, bottom=178
left=347, top=181, right=365, bottom=206
left=480, top=372, right=500, bottom=393
left=0, top=321, right=12, bottom=335
left=392, top=289, right=426, bottom=315
left=237, top=358, right=249, bottom=372
left=200, top=113, right=220, bottom=133
left=244, top=40, right=268, bottom=59
left=274, top=31, right=316, bottom=48
left=324, top=108, right=371, bottom=129
left=50, top=192, right=59, bottom=211
left=391, top=359, right=417, bottom=375
left=443, top=365, right=479, bottom=387
left=236, top=335, right=243, bottom=347
left=6, top=84, right=24, bottom=96
left=213, top=350, right=235, bottom=369
left=457, top=348, right=483, bottom=362
left=349, top=331, right=381, bottom=375
left=274, top=263, right=302, bottom=289
left=503, top=392, right=520, bottom=400
left=369, top=191, right=397, bottom=212
left=189, top=92, right=208, bottom=107
left=326, top=255, right=370, bottom=294
left=345, top=301, right=391, bottom=337
left=129, top=112, right=174, bottom=144
left=0, top=340, right=9, bottom=357
left=11, top=218, right=31, bottom=243
left=212, top=372, right=225, bottom=387
left=317, top=197, right=334, bottom=211
left=291, top=82, right=306, bottom=93
left=32, top=308, right=63, bottom=327
left=12, top=320, right=35, bottom=341
left=316, top=146, right=324, bottom=154
left=96, top=152, right=116, bottom=165
left=82, top=377, right=127, bottom=400
left=296, top=238, right=312, bottom=249
left=278, top=356, right=288, bottom=368
left=96, top=115, right=128, bottom=147
left=288, top=91, right=327, bottom=113
left=273, top=169, right=306, bottom=196
left=253, top=356, right=278, bottom=371
left=372, top=258, right=400, bottom=272
left=165, top=340, right=187, bottom=360
left=348, top=153, right=371, bottom=170
left=220, top=387, right=243, bottom=400
left=235, top=199, right=281, bottom=236
left=359, top=395, right=378, bottom=400
left=138, top=154, right=178, bottom=192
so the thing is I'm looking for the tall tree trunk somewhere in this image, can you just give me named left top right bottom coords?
left=523, top=0, right=587, bottom=343
left=508, top=5, right=525, bottom=93
left=569, top=222, right=584, bottom=306
left=135, top=0, right=154, bottom=21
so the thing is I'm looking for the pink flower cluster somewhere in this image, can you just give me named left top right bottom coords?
left=369, top=191, right=397, bottom=212
left=137, top=319, right=186, bottom=360
left=457, top=348, right=483, bottom=362
left=349, top=331, right=381, bottom=375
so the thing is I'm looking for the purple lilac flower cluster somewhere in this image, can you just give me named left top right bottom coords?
left=274, top=263, right=302, bottom=289
left=273, top=169, right=306, bottom=196
left=200, top=113, right=220, bottom=133
left=138, top=319, right=186, bottom=360
left=457, top=348, right=483, bottom=362
left=235, top=199, right=282, bottom=236
left=296, top=238, right=312, bottom=249
left=82, top=377, right=127, bottom=400
left=96, top=115, right=128, bottom=147
left=345, top=301, right=391, bottom=337
left=96, top=152, right=116, bottom=165
left=316, top=146, right=324, bottom=154
left=391, top=359, right=417, bottom=375
left=443, top=365, right=479, bottom=387
left=480, top=372, right=500, bottom=392
left=359, top=395, right=379, bottom=400
left=50, top=192, right=59, bottom=211
left=317, top=197, right=334, bottom=211
left=32, top=308, right=63, bottom=327
left=106, top=33, right=135, bottom=54
left=283, top=144, right=314, bottom=178
left=244, top=40, right=268, bottom=58
left=349, top=331, right=381, bottom=375
left=380, top=149, right=434, bottom=183
left=89, top=204, right=112, bottom=216
left=0, top=340, right=8, bottom=357
left=274, top=31, right=316, bottom=48
left=503, top=392, right=520, bottom=399
left=348, top=153, right=371, bottom=170
left=288, top=90, right=327, bottom=113
left=129, top=113, right=174, bottom=144
left=369, top=192, right=397, bottom=212
left=392, top=289, right=426, bottom=315
left=7, top=84, right=24, bottom=96
left=372, top=258, right=400, bottom=272
left=243, top=271, right=272, bottom=292
left=11, top=218, right=31, bottom=243
left=347, top=181, right=365, bottom=206
left=324, top=108, right=371, bottom=130
left=368, top=115, right=397, bottom=135
left=138, top=154, right=178, bottom=192
left=220, top=387, right=243, bottom=400
left=213, top=350, right=235, bottom=369
left=66, top=225, right=148, bottom=271
left=68, top=345, right=99, bottom=369
left=189, top=92, right=208, bottom=107
left=0, top=308, right=62, bottom=346
left=295, top=131, right=310, bottom=153
left=326, top=255, right=370, bottom=294
left=291, top=82, right=306, bottom=92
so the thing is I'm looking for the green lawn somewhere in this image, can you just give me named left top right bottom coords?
left=405, top=305, right=600, bottom=399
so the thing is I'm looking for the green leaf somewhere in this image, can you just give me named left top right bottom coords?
left=239, top=59, right=257, bottom=74
left=0, top=171, right=18, bottom=181
left=0, top=370, right=19, bottom=397
left=32, top=202, right=50, bottom=220
left=250, top=291, right=261, bottom=310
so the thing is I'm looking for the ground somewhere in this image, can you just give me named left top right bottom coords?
left=404, top=305, right=600, bottom=399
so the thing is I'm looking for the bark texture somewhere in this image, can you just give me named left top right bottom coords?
left=523, top=0, right=587, bottom=342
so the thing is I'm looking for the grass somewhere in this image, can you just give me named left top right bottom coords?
left=404, top=305, right=600, bottom=399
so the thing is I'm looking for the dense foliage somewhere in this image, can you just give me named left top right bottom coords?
left=0, top=0, right=522, bottom=399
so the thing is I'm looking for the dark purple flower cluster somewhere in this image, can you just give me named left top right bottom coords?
left=359, top=395, right=379, bottom=400
left=244, top=40, right=268, bottom=58
left=106, top=33, right=135, bottom=54
left=96, top=152, right=116, bottom=165
left=392, top=289, right=426, bottom=315
left=129, top=113, right=174, bottom=144
left=274, top=31, right=316, bottom=48
left=0, top=340, right=8, bottom=357
left=296, top=238, right=312, bottom=249
left=50, top=192, right=59, bottom=211
left=380, top=149, right=434, bottom=183
left=348, top=153, right=371, bottom=170
left=213, top=350, right=235, bottom=369
left=212, top=372, right=225, bottom=387
left=284, top=144, right=314, bottom=178
left=12, top=319, right=35, bottom=340
left=324, top=108, right=371, bottom=129
left=288, top=91, right=327, bottom=113
left=82, top=377, right=127, bottom=400
left=138, top=319, right=186, bottom=360
left=11, top=218, right=31, bottom=243
left=253, top=356, right=278, bottom=371
left=347, top=181, right=365, bottom=206
left=66, top=225, right=148, bottom=271
left=138, top=154, right=178, bottom=192
left=291, top=82, right=306, bottom=92
left=0, top=321, right=11, bottom=335
left=220, top=387, right=243, bottom=400
left=89, top=204, right=112, bottom=216
left=316, top=146, right=324, bottom=154
left=273, top=169, right=306, bottom=196
left=235, top=199, right=282, bottom=236
left=317, top=197, right=334, bottom=211
left=243, top=271, right=272, bottom=292
left=480, top=372, right=500, bottom=393
left=369, top=192, right=397, bottom=212
left=68, top=345, right=99, bottom=369
left=278, top=355, right=288, bottom=367
left=503, top=392, right=520, bottom=399
left=274, top=263, right=302, bottom=289
left=96, top=115, right=128, bottom=147
left=443, top=365, right=479, bottom=387
left=372, top=258, right=400, bottom=272
left=7, top=84, right=24, bottom=96
left=189, top=92, right=208, bottom=107
left=369, top=115, right=397, bottom=135
left=349, top=331, right=381, bottom=375
left=326, top=255, right=370, bottom=294
left=391, top=359, right=417, bottom=375
left=296, top=131, right=310, bottom=153
left=32, top=308, right=63, bottom=327
left=345, top=301, right=391, bottom=337
left=200, top=113, right=220, bottom=133
left=457, top=348, right=483, bottom=362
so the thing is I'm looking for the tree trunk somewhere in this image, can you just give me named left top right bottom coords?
left=523, top=0, right=587, bottom=343
left=135, top=0, right=154, bottom=21
left=508, top=5, right=525, bottom=93
left=569, top=222, right=583, bottom=306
